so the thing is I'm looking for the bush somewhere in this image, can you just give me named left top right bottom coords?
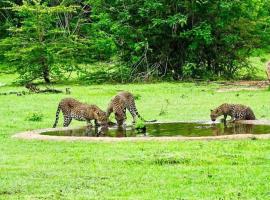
left=135, top=120, right=146, bottom=133
left=26, top=112, right=43, bottom=122
left=79, top=64, right=132, bottom=84
left=101, top=0, right=270, bottom=80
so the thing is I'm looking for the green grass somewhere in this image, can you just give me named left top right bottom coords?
left=247, top=52, right=270, bottom=80
left=1, top=74, right=270, bottom=199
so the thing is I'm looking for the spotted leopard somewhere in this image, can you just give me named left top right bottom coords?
left=106, top=91, right=156, bottom=126
left=53, top=98, right=108, bottom=128
left=210, top=103, right=256, bottom=122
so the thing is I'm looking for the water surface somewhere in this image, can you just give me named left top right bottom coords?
left=42, top=122, right=270, bottom=137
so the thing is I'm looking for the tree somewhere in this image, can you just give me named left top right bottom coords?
left=101, top=0, right=270, bottom=80
left=0, top=0, right=115, bottom=83
left=0, top=0, right=23, bottom=63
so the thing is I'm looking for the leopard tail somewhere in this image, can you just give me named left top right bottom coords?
left=133, top=107, right=157, bottom=122
left=53, top=104, right=61, bottom=128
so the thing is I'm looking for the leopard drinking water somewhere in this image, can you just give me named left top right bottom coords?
left=107, top=91, right=156, bottom=126
left=210, top=103, right=256, bottom=123
left=53, top=98, right=108, bottom=128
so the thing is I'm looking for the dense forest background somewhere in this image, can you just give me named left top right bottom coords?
left=0, top=0, right=270, bottom=84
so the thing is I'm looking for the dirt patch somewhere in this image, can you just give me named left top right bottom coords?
left=217, top=87, right=262, bottom=92
left=221, top=80, right=269, bottom=87
left=217, top=80, right=269, bottom=92
left=12, top=120, right=270, bottom=142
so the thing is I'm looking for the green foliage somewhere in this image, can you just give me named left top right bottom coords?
left=1, top=0, right=270, bottom=82
left=79, top=64, right=131, bottom=84
left=0, top=0, right=116, bottom=84
left=101, top=0, right=270, bottom=80
left=135, top=120, right=145, bottom=129
left=25, top=112, right=43, bottom=122
left=135, top=120, right=146, bottom=133
left=133, top=94, right=141, bottom=100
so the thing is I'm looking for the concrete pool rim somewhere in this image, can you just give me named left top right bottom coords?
left=12, top=120, right=270, bottom=142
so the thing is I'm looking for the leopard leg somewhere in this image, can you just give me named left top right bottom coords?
left=94, top=119, right=99, bottom=127
left=231, top=116, right=241, bottom=123
left=131, top=115, right=137, bottom=124
left=233, top=113, right=243, bottom=123
left=127, top=107, right=136, bottom=124
left=222, top=114, right=227, bottom=125
left=123, top=108, right=128, bottom=124
left=63, top=116, right=72, bottom=127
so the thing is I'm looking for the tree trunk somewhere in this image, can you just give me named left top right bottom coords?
left=43, top=67, right=50, bottom=83
left=41, top=57, right=50, bottom=83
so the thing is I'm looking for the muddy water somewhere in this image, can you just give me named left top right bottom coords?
left=41, top=122, right=270, bottom=137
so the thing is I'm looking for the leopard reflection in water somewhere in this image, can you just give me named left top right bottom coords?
left=211, top=123, right=253, bottom=136
left=85, top=125, right=131, bottom=137
left=87, top=122, right=254, bottom=137
left=85, top=125, right=142, bottom=137
left=85, top=125, right=109, bottom=137
left=97, top=126, right=128, bottom=137
left=43, top=121, right=270, bottom=138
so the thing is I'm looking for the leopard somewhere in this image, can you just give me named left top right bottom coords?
left=53, top=98, right=108, bottom=128
left=210, top=103, right=256, bottom=123
left=106, top=91, right=156, bottom=126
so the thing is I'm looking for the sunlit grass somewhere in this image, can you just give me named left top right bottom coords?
left=247, top=52, right=270, bottom=80
left=0, top=74, right=270, bottom=199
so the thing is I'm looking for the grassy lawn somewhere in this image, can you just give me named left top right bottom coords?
left=248, top=53, right=270, bottom=80
left=0, top=74, right=270, bottom=199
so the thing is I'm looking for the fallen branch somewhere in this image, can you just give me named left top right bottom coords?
left=25, top=83, right=69, bottom=94
left=0, top=84, right=71, bottom=96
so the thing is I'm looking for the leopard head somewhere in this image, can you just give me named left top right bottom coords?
left=94, top=110, right=108, bottom=127
left=210, top=108, right=222, bottom=122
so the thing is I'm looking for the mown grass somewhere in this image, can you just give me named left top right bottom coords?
left=0, top=74, right=270, bottom=199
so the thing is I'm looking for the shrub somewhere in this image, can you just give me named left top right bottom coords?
left=101, top=0, right=270, bottom=80
left=26, top=112, right=43, bottom=122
